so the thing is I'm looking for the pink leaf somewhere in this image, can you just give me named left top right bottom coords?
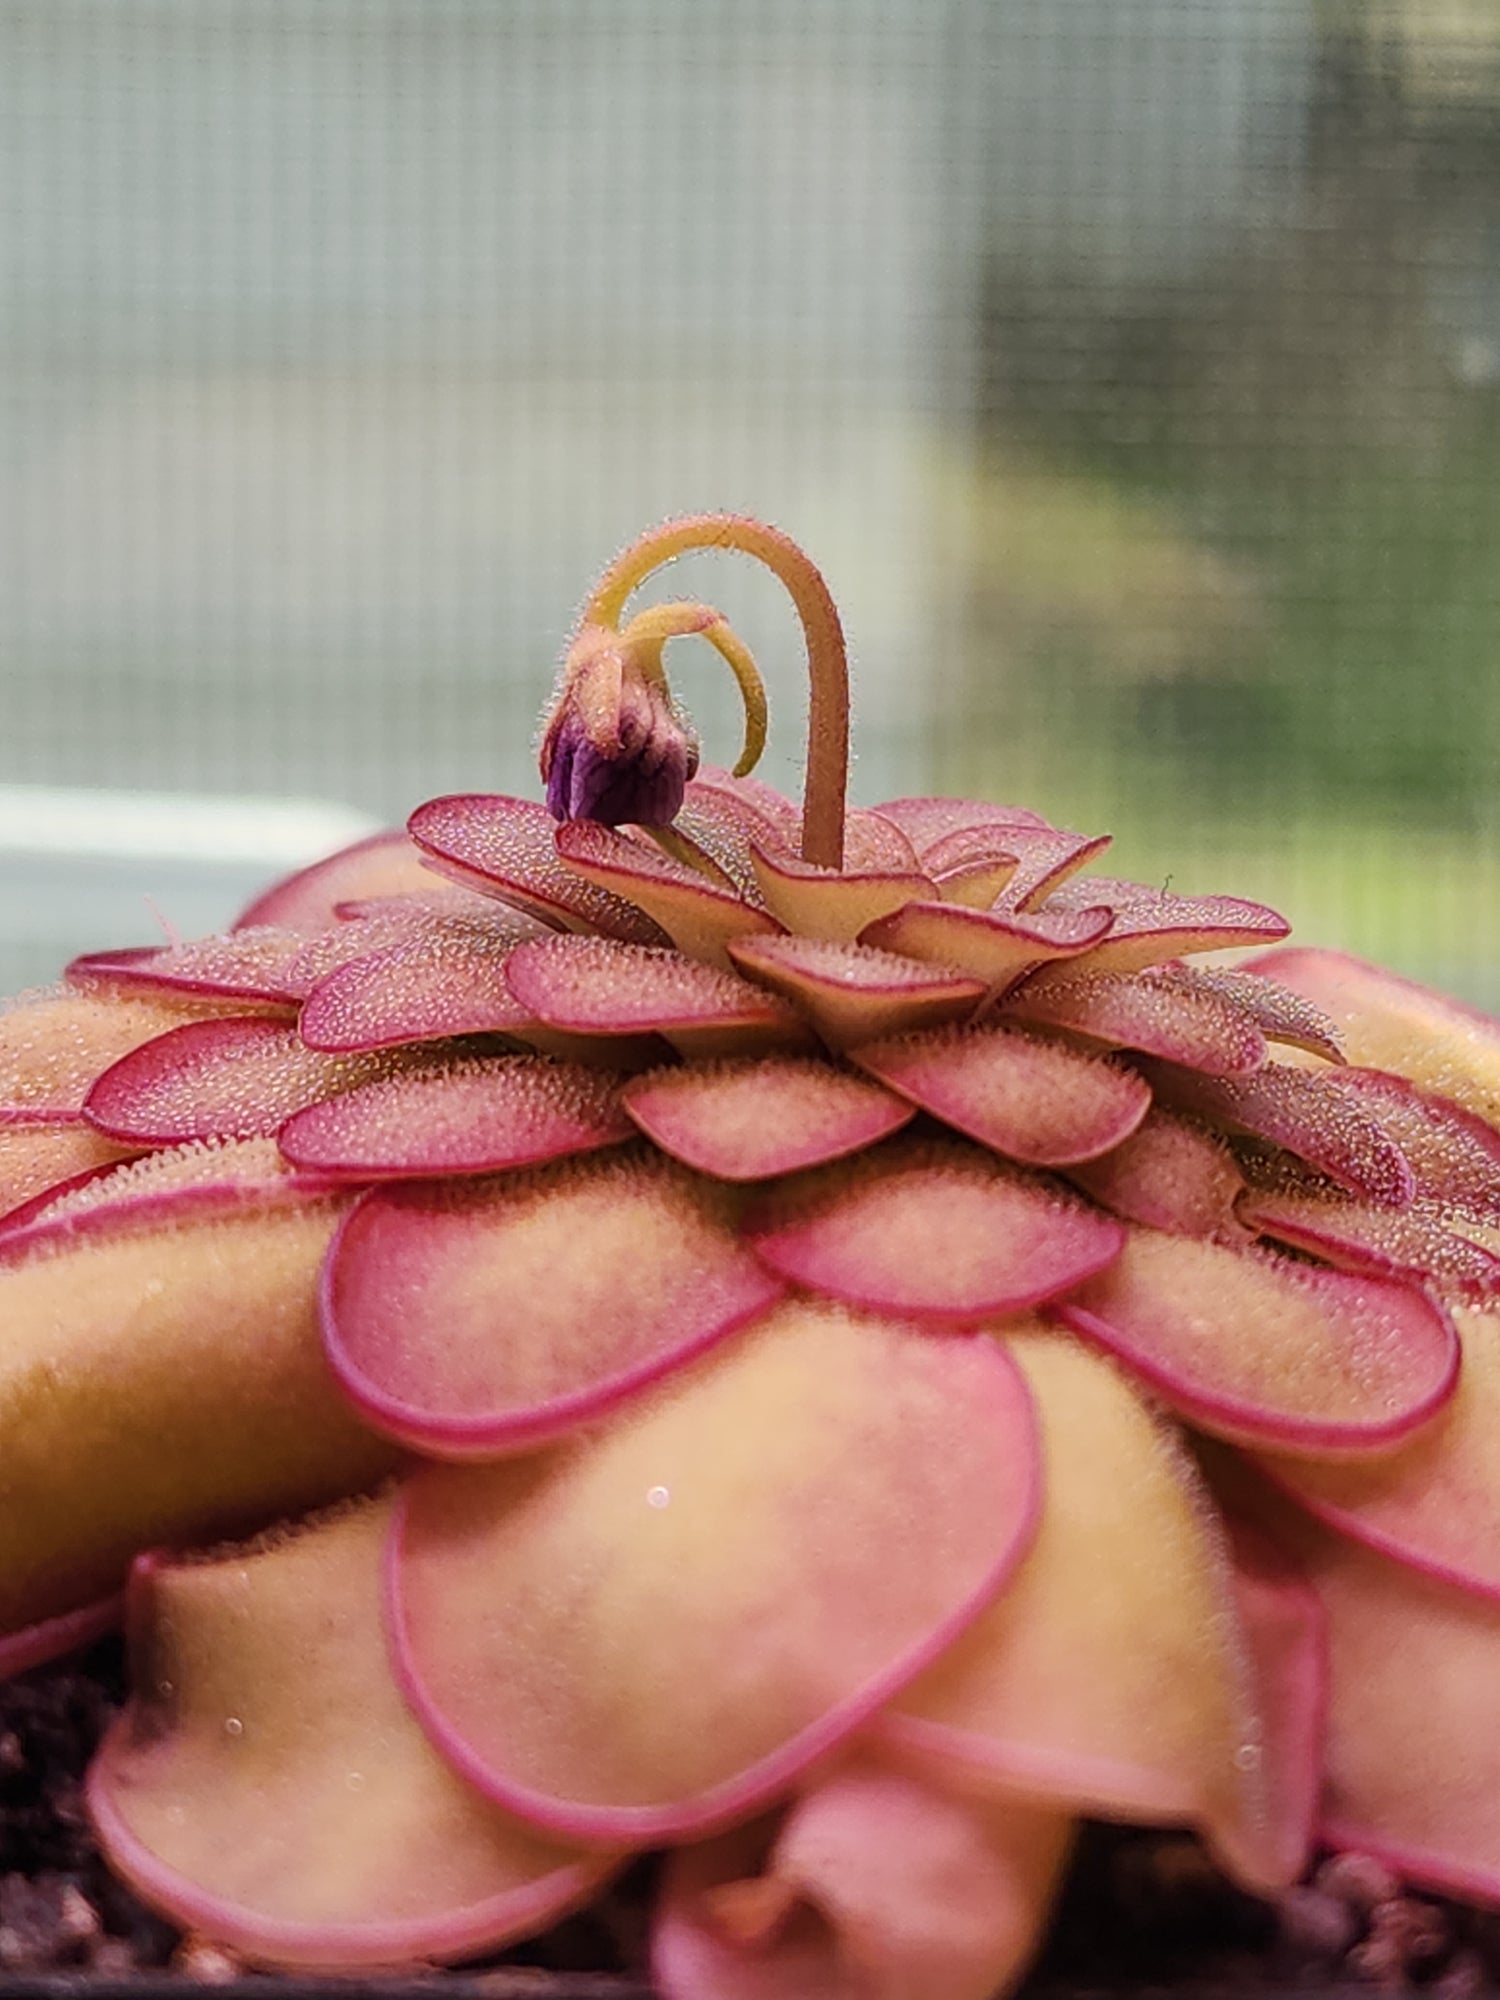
left=881, top=1332, right=1304, bottom=1891
left=1064, top=1108, right=1250, bottom=1241
left=726, top=934, right=985, bottom=1050
left=852, top=1020, right=1151, bottom=1167
left=1250, top=1489, right=1500, bottom=1909
left=388, top=1302, right=1042, bottom=1842
left=1004, top=966, right=1267, bottom=1075
left=991, top=827, right=1113, bottom=913
left=409, top=794, right=668, bottom=941
left=67, top=930, right=305, bottom=1008
left=1243, top=946, right=1500, bottom=1128
left=745, top=1138, right=1124, bottom=1320
left=1334, top=1066, right=1500, bottom=1220
left=322, top=1149, right=782, bottom=1453
left=1252, top=1304, right=1500, bottom=1605
left=748, top=844, right=930, bottom=946
left=280, top=1056, right=633, bottom=1181
left=1239, top=1171, right=1500, bottom=1302
left=89, top=1499, right=617, bottom=1970
left=1217, top=1517, right=1328, bottom=1892
left=1185, top=966, right=1343, bottom=1063
left=1056, top=1228, right=1459, bottom=1452
left=555, top=818, right=776, bottom=964
left=653, top=1760, right=1073, bottom=2000
left=84, top=1017, right=411, bottom=1143
left=868, top=797, right=1051, bottom=858
left=861, top=900, right=1112, bottom=992
left=1141, top=1058, right=1415, bottom=1208
left=1048, top=878, right=1290, bottom=975
left=505, top=933, right=809, bottom=1060
left=298, top=909, right=547, bottom=1052
left=235, top=830, right=438, bottom=931
left=622, top=1056, right=914, bottom=1181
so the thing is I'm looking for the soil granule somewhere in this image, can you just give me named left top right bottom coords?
left=0, top=1639, right=1494, bottom=1997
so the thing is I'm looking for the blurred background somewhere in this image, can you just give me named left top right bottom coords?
left=3, top=0, right=1499, bottom=1002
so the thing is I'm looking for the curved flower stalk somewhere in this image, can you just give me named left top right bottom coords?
left=1, top=514, right=1500, bottom=1994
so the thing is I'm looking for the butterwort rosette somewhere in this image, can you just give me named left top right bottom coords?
left=1, top=513, right=1499, bottom=1999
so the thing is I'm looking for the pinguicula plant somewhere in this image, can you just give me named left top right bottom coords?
left=3, top=514, right=1500, bottom=1998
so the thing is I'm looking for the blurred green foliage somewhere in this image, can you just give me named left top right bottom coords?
left=933, top=15, right=1500, bottom=1008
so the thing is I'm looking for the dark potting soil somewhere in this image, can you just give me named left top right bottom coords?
left=0, top=1638, right=1493, bottom=1997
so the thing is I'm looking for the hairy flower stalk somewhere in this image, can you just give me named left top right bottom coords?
left=3, top=514, right=1500, bottom=1997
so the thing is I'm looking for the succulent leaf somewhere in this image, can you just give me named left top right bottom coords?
left=866, top=797, right=1051, bottom=854
left=860, top=899, right=1113, bottom=990
left=1183, top=965, right=1343, bottom=1063
left=504, top=932, right=811, bottom=1059
left=297, top=910, right=546, bottom=1052
left=89, top=1498, right=617, bottom=1969
left=1252, top=1306, right=1500, bottom=1602
left=748, top=844, right=930, bottom=945
left=1238, top=1172, right=1500, bottom=1302
left=410, top=794, right=669, bottom=942
left=1062, top=1107, right=1250, bottom=1241
left=0, top=1115, right=136, bottom=1224
left=1247, top=946, right=1500, bottom=1127
left=745, top=1138, right=1126, bottom=1320
left=851, top=1019, right=1152, bottom=1167
left=621, top=1055, right=914, bottom=1180
left=1050, top=879, right=1291, bottom=975
left=652, top=1760, right=1074, bottom=2000
left=84, top=1015, right=415, bottom=1144
left=880, top=1332, right=1318, bottom=1893
left=67, top=929, right=306, bottom=1008
left=989, top=827, right=1113, bottom=913
left=234, top=829, right=439, bottom=931
left=388, top=1300, right=1041, bottom=1842
left=1140, top=1058, right=1416, bottom=1207
left=0, top=986, right=206, bottom=1116
left=321, top=1149, right=782, bottom=1453
left=555, top=817, right=780, bottom=965
left=1003, top=966, right=1268, bottom=1075
left=1253, top=1487, right=1500, bottom=1907
left=725, top=932, right=987, bottom=1048
left=0, top=1177, right=395, bottom=1630
left=279, top=1055, right=634, bottom=1181
left=1057, top=1229, right=1459, bottom=1451
left=1332, top=1065, right=1500, bottom=1220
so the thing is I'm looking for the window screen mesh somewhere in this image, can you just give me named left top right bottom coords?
left=3, top=1, right=1498, bottom=1005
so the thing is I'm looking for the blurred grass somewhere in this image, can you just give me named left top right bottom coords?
left=928, top=409, right=1500, bottom=1013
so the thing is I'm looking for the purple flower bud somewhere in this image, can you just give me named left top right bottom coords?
left=540, top=641, right=699, bottom=827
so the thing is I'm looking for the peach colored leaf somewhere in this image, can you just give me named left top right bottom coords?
left=84, top=1016, right=413, bottom=1143
left=653, top=1759, right=1072, bottom=2000
left=89, top=1498, right=615, bottom=1970
left=388, top=1300, right=1041, bottom=1843
left=881, top=1331, right=1307, bottom=1893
